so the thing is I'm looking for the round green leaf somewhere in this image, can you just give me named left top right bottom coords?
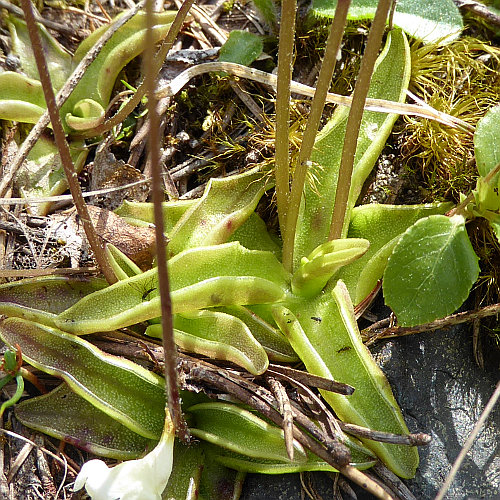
left=383, top=215, right=479, bottom=326
left=312, top=0, right=463, bottom=44
left=474, top=104, right=500, bottom=179
left=219, top=31, right=263, bottom=67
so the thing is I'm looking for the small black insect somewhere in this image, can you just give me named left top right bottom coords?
left=311, top=316, right=322, bottom=323
left=337, top=346, right=351, bottom=353
left=142, top=287, right=156, bottom=301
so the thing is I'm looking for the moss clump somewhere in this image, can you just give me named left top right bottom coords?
left=401, top=37, right=500, bottom=201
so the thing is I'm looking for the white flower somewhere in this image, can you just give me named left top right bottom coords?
left=74, top=414, right=175, bottom=500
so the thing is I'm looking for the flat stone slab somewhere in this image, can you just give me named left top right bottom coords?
left=241, top=322, right=499, bottom=499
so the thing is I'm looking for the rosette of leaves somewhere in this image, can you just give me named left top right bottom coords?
left=1, top=30, right=425, bottom=483
left=1, top=3, right=492, bottom=494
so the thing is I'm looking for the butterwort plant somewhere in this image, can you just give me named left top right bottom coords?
left=0, top=0, right=491, bottom=497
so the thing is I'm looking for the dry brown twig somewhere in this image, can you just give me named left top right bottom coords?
left=362, top=302, right=500, bottom=344
left=19, top=0, right=116, bottom=284
left=143, top=0, right=194, bottom=441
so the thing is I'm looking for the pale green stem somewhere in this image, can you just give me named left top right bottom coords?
left=282, top=0, right=351, bottom=272
left=329, top=0, right=394, bottom=240
left=449, top=159, right=500, bottom=217
left=275, top=0, right=297, bottom=269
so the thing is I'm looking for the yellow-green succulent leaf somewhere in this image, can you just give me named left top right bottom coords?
left=272, top=283, right=419, bottom=478
left=146, top=309, right=269, bottom=375
left=291, top=238, right=369, bottom=297
left=0, top=318, right=165, bottom=439
left=188, top=402, right=307, bottom=463
left=56, top=242, right=289, bottom=334
left=15, top=383, right=155, bottom=459
left=0, top=276, right=108, bottom=328
left=168, top=169, right=270, bottom=256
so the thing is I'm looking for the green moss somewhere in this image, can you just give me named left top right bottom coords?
left=402, top=37, right=500, bottom=200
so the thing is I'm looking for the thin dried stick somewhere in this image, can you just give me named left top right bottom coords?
left=340, top=423, right=431, bottom=447
left=19, top=0, right=116, bottom=284
left=362, top=302, right=500, bottom=344
left=144, top=0, right=189, bottom=441
left=183, top=360, right=394, bottom=499
left=0, top=1, right=144, bottom=197
left=268, top=364, right=355, bottom=395
left=435, top=380, right=500, bottom=500
left=373, top=462, right=417, bottom=500
left=267, top=376, right=295, bottom=460
left=274, top=0, right=296, bottom=242
left=453, top=0, right=500, bottom=27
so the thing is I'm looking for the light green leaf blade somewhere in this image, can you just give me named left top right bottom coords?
left=219, top=30, right=263, bottom=66
left=17, top=136, right=89, bottom=216
left=383, top=214, right=480, bottom=326
left=146, top=309, right=269, bottom=375
left=70, top=11, right=175, bottom=109
left=312, top=0, right=463, bottom=44
left=293, top=29, right=410, bottom=268
left=8, top=16, right=72, bottom=90
left=217, top=305, right=297, bottom=362
left=0, top=318, right=166, bottom=439
left=474, top=104, right=500, bottom=179
left=188, top=402, right=307, bottom=463
left=15, top=384, right=154, bottom=459
left=272, top=282, right=419, bottom=478
left=0, top=275, right=107, bottom=327
left=205, top=443, right=375, bottom=474
left=291, top=238, right=370, bottom=297
left=168, top=169, right=269, bottom=256
left=56, top=242, right=289, bottom=334
left=0, top=72, right=46, bottom=125
left=114, top=199, right=196, bottom=234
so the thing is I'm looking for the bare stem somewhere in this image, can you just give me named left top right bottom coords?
left=144, top=0, right=189, bottom=441
left=329, top=0, right=394, bottom=240
left=19, top=0, right=116, bottom=284
left=435, top=381, right=500, bottom=500
left=282, top=0, right=351, bottom=271
left=274, top=0, right=297, bottom=265
left=362, top=301, right=500, bottom=344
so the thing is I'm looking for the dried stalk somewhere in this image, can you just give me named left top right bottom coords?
left=274, top=0, right=297, bottom=243
left=19, top=0, right=116, bottom=284
left=144, top=0, right=188, bottom=441
left=329, top=0, right=394, bottom=240
left=435, top=381, right=500, bottom=500
left=362, top=302, right=500, bottom=344
left=267, top=376, right=295, bottom=460
left=268, top=364, right=355, bottom=395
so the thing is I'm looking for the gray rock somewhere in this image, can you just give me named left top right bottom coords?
left=241, top=323, right=500, bottom=499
